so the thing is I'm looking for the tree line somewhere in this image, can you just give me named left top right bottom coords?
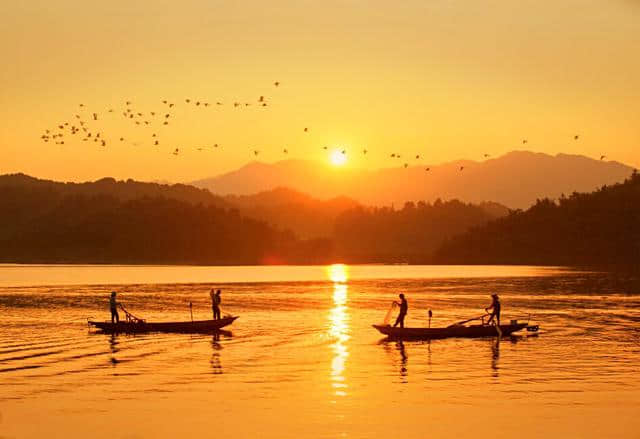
left=2, top=171, right=636, bottom=266
left=434, top=171, right=640, bottom=268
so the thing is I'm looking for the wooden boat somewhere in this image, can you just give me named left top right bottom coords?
left=372, top=322, right=538, bottom=340
left=88, top=316, right=238, bottom=334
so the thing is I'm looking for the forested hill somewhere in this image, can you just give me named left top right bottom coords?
left=0, top=174, right=313, bottom=264
left=0, top=173, right=507, bottom=264
left=0, top=188, right=334, bottom=265
left=332, top=199, right=505, bottom=263
left=434, top=171, right=640, bottom=267
left=0, top=173, right=229, bottom=208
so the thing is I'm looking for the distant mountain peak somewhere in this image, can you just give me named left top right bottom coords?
left=192, top=151, right=635, bottom=209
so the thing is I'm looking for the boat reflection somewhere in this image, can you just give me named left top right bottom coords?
left=380, top=340, right=410, bottom=382
left=327, top=264, right=350, bottom=399
left=491, top=338, right=500, bottom=375
left=210, top=335, right=223, bottom=375
left=109, top=333, right=119, bottom=366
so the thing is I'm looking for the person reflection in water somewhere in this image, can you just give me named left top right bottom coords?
left=485, top=293, right=501, bottom=326
left=210, top=289, right=222, bottom=320
left=393, top=293, right=408, bottom=328
left=109, top=291, right=119, bottom=324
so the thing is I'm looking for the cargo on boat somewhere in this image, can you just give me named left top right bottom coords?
left=372, top=321, right=538, bottom=340
left=88, top=316, right=238, bottom=334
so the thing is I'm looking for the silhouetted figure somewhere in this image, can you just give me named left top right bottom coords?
left=210, top=289, right=222, bottom=320
left=110, top=291, right=119, bottom=324
left=393, top=293, right=408, bottom=328
left=485, top=293, right=501, bottom=326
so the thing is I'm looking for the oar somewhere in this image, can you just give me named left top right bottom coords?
left=448, top=314, right=487, bottom=327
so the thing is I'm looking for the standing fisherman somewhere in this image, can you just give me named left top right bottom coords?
left=210, top=289, right=222, bottom=320
left=393, top=293, right=408, bottom=328
left=485, top=293, right=501, bottom=326
left=110, top=291, right=119, bottom=324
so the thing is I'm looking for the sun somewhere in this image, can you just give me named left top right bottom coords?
left=329, top=149, right=347, bottom=166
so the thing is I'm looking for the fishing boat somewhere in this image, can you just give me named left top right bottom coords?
left=88, top=316, right=238, bottom=334
left=373, top=321, right=538, bottom=340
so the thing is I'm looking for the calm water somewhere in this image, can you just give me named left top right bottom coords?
left=1, top=265, right=639, bottom=438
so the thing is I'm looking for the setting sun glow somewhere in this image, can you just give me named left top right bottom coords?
left=329, top=150, right=347, bottom=167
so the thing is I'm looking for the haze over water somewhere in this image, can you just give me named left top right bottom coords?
left=1, top=264, right=639, bottom=438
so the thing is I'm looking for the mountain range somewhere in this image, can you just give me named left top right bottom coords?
left=192, top=151, right=635, bottom=209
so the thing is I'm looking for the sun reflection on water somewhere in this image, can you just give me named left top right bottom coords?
left=327, top=264, right=350, bottom=400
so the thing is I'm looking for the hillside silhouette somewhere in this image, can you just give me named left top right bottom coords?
left=0, top=174, right=508, bottom=264
left=434, top=171, right=640, bottom=267
left=0, top=173, right=229, bottom=208
left=192, top=151, right=634, bottom=209
left=332, top=199, right=506, bottom=263
left=225, top=187, right=360, bottom=239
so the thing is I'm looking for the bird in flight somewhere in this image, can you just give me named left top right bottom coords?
left=363, top=149, right=368, bottom=154
left=303, top=127, right=308, bottom=132
left=283, top=148, right=288, bottom=154
left=425, top=167, right=430, bottom=171
left=574, top=135, right=580, bottom=140
left=522, top=139, right=528, bottom=144
left=484, top=153, right=490, bottom=158
left=173, top=148, right=179, bottom=155
left=274, top=81, right=280, bottom=87
left=254, top=150, right=260, bottom=156
left=600, top=155, right=606, bottom=160
left=459, top=166, right=465, bottom=171
left=404, top=163, right=408, bottom=168
left=415, top=154, right=420, bottom=159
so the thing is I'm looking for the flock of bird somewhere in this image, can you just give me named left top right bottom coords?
left=40, top=81, right=604, bottom=170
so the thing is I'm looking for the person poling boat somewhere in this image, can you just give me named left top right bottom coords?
left=485, top=293, right=501, bottom=326
left=109, top=291, right=119, bottom=323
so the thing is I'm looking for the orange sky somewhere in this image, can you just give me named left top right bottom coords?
left=2, top=0, right=639, bottom=183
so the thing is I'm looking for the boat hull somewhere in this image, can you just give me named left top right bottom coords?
left=89, top=316, right=238, bottom=334
left=373, top=322, right=530, bottom=339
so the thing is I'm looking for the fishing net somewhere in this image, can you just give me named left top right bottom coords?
left=382, top=301, right=397, bottom=325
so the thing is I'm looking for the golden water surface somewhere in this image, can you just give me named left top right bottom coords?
left=0, top=264, right=638, bottom=438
